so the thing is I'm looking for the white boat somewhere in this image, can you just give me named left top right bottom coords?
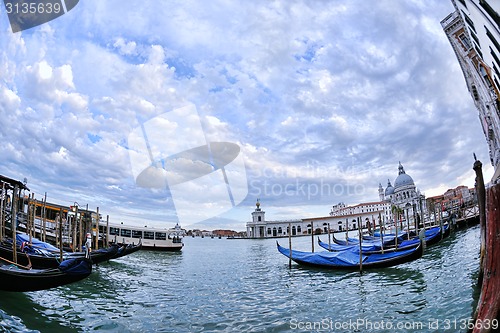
left=98, top=222, right=184, bottom=252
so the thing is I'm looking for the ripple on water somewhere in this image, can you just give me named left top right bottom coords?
left=0, top=226, right=482, bottom=332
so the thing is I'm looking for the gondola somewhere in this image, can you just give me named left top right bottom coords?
left=317, top=237, right=419, bottom=254
left=319, top=225, right=448, bottom=253
left=277, top=238, right=424, bottom=270
left=0, top=256, right=92, bottom=292
left=109, top=242, right=142, bottom=260
left=0, top=239, right=119, bottom=269
left=331, top=232, right=399, bottom=247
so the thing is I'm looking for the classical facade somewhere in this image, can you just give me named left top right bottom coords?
left=246, top=200, right=306, bottom=238
left=378, top=162, right=427, bottom=226
left=330, top=162, right=426, bottom=226
left=246, top=199, right=384, bottom=238
left=246, top=163, right=428, bottom=237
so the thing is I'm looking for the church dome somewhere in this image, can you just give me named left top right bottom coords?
left=385, top=179, right=395, bottom=195
left=394, top=162, right=414, bottom=189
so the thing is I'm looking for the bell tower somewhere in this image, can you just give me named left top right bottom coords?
left=378, top=183, right=384, bottom=201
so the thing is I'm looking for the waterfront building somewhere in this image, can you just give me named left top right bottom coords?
left=246, top=200, right=305, bottom=238
left=379, top=162, right=427, bottom=225
left=441, top=0, right=500, bottom=181
left=303, top=210, right=384, bottom=233
left=329, top=162, right=426, bottom=227
left=426, top=185, right=476, bottom=216
left=245, top=199, right=383, bottom=238
left=246, top=163, right=427, bottom=238
left=330, top=200, right=390, bottom=228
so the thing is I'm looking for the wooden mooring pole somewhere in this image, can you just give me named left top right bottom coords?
left=310, top=220, right=314, bottom=253
left=42, top=192, right=47, bottom=242
left=73, top=205, right=78, bottom=252
left=78, top=206, right=83, bottom=252
left=0, top=181, right=5, bottom=241
left=12, top=185, right=19, bottom=264
left=59, top=208, right=63, bottom=263
left=95, top=207, right=99, bottom=250
left=288, top=222, right=292, bottom=269
left=473, top=155, right=486, bottom=281
left=327, top=223, right=331, bottom=251
left=378, top=212, right=384, bottom=254
left=106, top=215, right=109, bottom=248
left=357, top=217, right=363, bottom=274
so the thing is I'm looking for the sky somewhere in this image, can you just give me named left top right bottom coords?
left=0, top=0, right=494, bottom=231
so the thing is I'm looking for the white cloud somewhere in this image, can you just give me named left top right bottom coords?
left=0, top=0, right=491, bottom=230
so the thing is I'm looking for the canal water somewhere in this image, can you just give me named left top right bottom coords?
left=0, top=225, right=480, bottom=332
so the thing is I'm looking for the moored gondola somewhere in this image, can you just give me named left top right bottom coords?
left=319, top=224, right=449, bottom=253
left=109, top=242, right=142, bottom=260
left=277, top=237, right=424, bottom=270
left=0, top=256, right=92, bottom=292
left=0, top=240, right=119, bottom=269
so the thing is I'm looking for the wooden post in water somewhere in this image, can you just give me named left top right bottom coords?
left=12, top=185, right=19, bottom=264
left=394, top=214, right=399, bottom=250
left=42, top=192, right=47, bottom=242
left=327, top=223, right=331, bottom=251
left=32, top=196, right=37, bottom=240
left=378, top=212, right=384, bottom=254
left=95, top=207, right=99, bottom=250
left=288, top=222, right=292, bottom=269
left=405, top=207, right=410, bottom=240
left=310, top=220, right=314, bottom=253
left=72, top=205, right=78, bottom=252
left=358, top=217, right=363, bottom=274
left=413, top=204, right=418, bottom=236
left=26, top=193, right=31, bottom=242
left=106, top=215, right=110, bottom=248
left=345, top=218, right=349, bottom=244
left=0, top=181, right=5, bottom=241
left=59, top=208, right=64, bottom=262
left=29, top=193, right=35, bottom=243
left=473, top=156, right=486, bottom=277
left=78, top=207, right=84, bottom=251
left=78, top=206, right=83, bottom=252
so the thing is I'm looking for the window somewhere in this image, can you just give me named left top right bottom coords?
left=459, top=33, right=472, bottom=50
left=462, top=11, right=476, bottom=33
left=297, top=226, right=302, bottom=233
left=120, top=229, right=131, bottom=237
left=144, top=231, right=154, bottom=239
left=278, top=227, right=282, bottom=234
left=109, top=227, right=119, bottom=235
left=132, top=230, right=142, bottom=238
left=480, top=0, right=500, bottom=28
left=155, top=232, right=166, bottom=240
left=258, top=216, right=261, bottom=222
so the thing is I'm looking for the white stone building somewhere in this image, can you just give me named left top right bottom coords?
left=329, top=162, right=427, bottom=227
left=378, top=162, right=427, bottom=227
left=441, top=0, right=500, bottom=181
left=246, top=200, right=307, bottom=238
left=246, top=163, right=427, bottom=238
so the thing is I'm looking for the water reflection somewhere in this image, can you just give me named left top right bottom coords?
left=0, top=227, right=481, bottom=333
